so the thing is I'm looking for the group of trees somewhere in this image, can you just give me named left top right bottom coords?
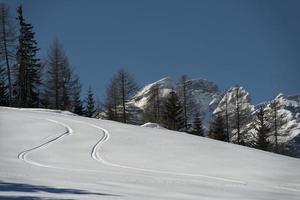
left=0, top=3, right=96, bottom=117
left=103, top=72, right=204, bottom=136
left=209, top=87, right=287, bottom=154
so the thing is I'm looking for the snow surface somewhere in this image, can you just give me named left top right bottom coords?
left=1, top=107, right=300, bottom=199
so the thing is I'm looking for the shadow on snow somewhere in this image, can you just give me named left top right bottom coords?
left=0, top=181, right=120, bottom=199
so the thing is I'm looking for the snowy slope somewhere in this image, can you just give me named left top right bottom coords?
left=1, top=107, right=300, bottom=200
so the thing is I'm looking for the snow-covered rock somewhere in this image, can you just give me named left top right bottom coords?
left=128, top=77, right=220, bottom=126
left=141, top=122, right=165, bottom=129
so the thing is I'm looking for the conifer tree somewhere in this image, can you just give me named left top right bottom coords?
left=209, top=114, right=226, bottom=141
left=14, top=5, right=41, bottom=107
left=163, top=91, right=184, bottom=131
left=252, top=106, right=270, bottom=151
left=72, top=75, right=84, bottom=115
left=0, top=3, right=16, bottom=105
left=85, top=87, right=96, bottom=118
left=190, top=113, right=204, bottom=136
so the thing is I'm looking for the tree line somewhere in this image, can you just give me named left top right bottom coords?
left=0, top=3, right=96, bottom=117
left=208, top=87, right=287, bottom=155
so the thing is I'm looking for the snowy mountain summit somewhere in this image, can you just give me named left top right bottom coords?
left=128, top=77, right=220, bottom=125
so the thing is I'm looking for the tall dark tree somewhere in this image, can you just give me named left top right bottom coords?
left=44, top=39, right=73, bottom=110
left=252, top=106, right=270, bottom=151
left=14, top=5, right=41, bottom=107
left=0, top=3, right=16, bottom=105
left=163, top=91, right=184, bottom=131
left=190, top=112, right=204, bottom=136
left=209, top=114, right=226, bottom=141
left=72, top=75, right=84, bottom=115
left=0, top=64, right=8, bottom=106
left=85, top=87, right=96, bottom=118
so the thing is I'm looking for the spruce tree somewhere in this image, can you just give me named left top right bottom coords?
left=252, top=106, right=270, bottom=151
left=85, top=87, right=96, bottom=118
left=209, top=114, right=226, bottom=141
left=72, top=75, right=84, bottom=115
left=14, top=5, right=41, bottom=108
left=190, top=113, right=204, bottom=136
left=163, top=91, right=184, bottom=131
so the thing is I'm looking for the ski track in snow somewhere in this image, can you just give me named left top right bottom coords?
left=18, top=118, right=74, bottom=168
left=16, top=116, right=300, bottom=193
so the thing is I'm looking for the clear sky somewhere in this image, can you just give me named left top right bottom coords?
left=4, top=0, right=300, bottom=103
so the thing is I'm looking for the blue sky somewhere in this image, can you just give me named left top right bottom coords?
left=4, top=0, right=300, bottom=103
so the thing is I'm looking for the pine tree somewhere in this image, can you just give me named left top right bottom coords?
left=209, top=114, right=226, bottom=141
left=252, top=106, right=270, bottom=151
left=85, top=87, right=96, bottom=118
left=0, top=3, right=16, bottom=106
left=190, top=113, right=204, bottom=136
left=0, top=64, right=8, bottom=106
left=163, top=91, right=184, bottom=131
left=72, top=75, right=84, bottom=115
left=14, top=5, right=41, bottom=108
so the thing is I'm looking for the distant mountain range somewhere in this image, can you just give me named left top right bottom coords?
left=124, top=77, right=300, bottom=157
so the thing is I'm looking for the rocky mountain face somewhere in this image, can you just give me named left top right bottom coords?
left=127, top=77, right=221, bottom=126
left=264, top=94, right=300, bottom=157
left=212, top=90, right=300, bottom=157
